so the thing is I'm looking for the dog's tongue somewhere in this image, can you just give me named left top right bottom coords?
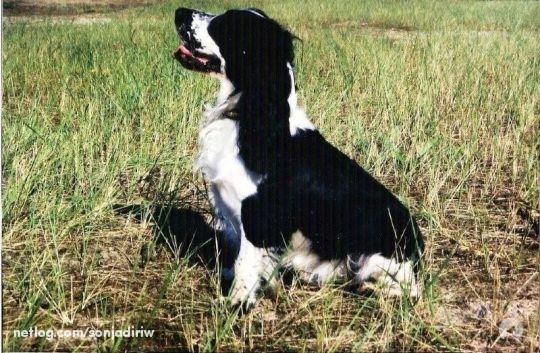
left=174, top=44, right=191, bottom=57
left=174, top=44, right=209, bottom=64
left=177, top=45, right=192, bottom=56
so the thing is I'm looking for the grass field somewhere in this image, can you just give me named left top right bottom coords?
left=2, top=0, right=539, bottom=351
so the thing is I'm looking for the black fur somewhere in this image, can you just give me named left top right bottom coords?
left=208, top=9, right=294, bottom=94
left=241, top=128, right=424, bottom=263
left=174, top=8, right=424, bottom=283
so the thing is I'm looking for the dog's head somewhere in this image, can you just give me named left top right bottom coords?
left=173, top=7, right=294, bottom=91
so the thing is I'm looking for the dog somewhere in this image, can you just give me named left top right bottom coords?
left=173, top=7, right=424, bottom=309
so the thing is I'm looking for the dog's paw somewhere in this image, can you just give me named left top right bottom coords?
left=233, top=297, right=257, bottom=314
left=218, top=293, right=256, bottom=314
left=229, top=286, right=258, bottom=312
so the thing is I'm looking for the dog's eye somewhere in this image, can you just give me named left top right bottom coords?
left=242, top=50, right=247, bottom=55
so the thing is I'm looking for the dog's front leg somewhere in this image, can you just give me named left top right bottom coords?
left=211, top=197, right=265, bottom=309
left=209, top=180, right=279, bottom=310
left=229, top=233, right=263, bottom=310
left=229, top=230, right=279, bottom=311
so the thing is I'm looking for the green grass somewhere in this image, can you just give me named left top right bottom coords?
left=2, top=0, right=539, bottom=351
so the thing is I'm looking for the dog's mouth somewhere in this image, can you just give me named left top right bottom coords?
left=173, top=43, right=220, bottom=73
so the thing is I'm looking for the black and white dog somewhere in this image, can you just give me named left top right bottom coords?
left=173, top=7, right=424, bottom=309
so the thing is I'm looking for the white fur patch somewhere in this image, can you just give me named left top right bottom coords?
left=283, top=231, right=346, bottom=285
left=197, top=93, right=263, bottom=229
left=287, top=63, right=315, bottom=136
left=289, top=107, right=316, bottom=136
left=246, top=9, right=266, bottom=18
left=216, top=77, right=235, bottom=105
left=282, top=232, right=419, bottom=296
left=230, top=235, right=278, bottom=307
left=348, top=254, right=419, bottom=297
left=191, top=13, right=226, bottom=73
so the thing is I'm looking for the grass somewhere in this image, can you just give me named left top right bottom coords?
left=2, top=0, right=539, bottom=351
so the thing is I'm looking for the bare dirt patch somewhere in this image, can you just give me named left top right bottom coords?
left=3, top=0, right=163, bottom=17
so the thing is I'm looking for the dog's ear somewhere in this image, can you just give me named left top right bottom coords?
left=236, top=91, right=291, bottom=174
left=280, top=29, right=295, bottom=65
left=253, top=23, right=295, bottom=68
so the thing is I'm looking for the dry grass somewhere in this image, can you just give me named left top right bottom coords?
left=2, top=0, right=539, bottom=351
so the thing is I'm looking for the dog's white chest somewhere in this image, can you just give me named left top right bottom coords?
left=197, top=117, right=239, bottom=181
left=197, top=115, right=260, bottom=219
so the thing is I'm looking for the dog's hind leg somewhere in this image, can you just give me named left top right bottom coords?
left=347, top=254, right=420, bottom=298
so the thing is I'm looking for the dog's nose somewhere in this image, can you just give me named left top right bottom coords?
left=175, top=7, right=194, bottom=28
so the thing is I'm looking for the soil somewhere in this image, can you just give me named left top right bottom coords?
left=3, top=0, right=163, bottom=16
